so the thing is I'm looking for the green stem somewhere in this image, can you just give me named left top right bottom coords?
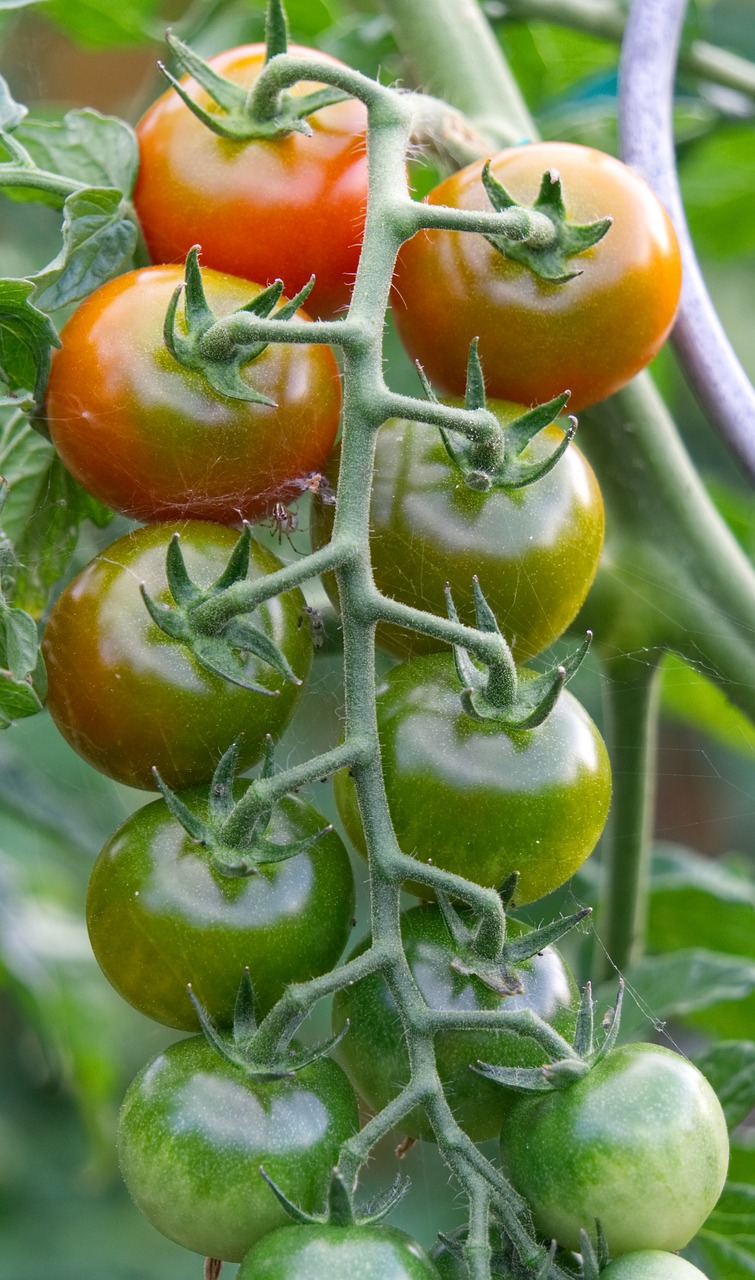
left=596, top=656, right=661, bottom=979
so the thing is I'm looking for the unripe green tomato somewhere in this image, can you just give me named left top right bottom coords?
left=335, top=653, right=611, bottom=905
left=117, top=1036, right=359, bottom=1262
left=500, top=1043, right=729, bottom=1255
left=310, top=409, right=604, bottom=664
left=87, top=790, right=355, bottom=1030
left=332, top=904, right=578, bottom=1140
left=237, top=1223, right=442, bottom=1278
left=600, top=1253, right=710, bottom=1279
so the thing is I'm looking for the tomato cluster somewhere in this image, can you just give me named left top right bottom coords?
left=32, top=18, right=726, bottom=1280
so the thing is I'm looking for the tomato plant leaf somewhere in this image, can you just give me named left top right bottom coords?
left=694, top=1041, right=755, bottom=1132
left=594, top=949, right=755, bottom=1043
left=0, top=414, right=112, bottom=616
left=14, top=109, right=138, bottom=195
left=41, top=0, right=161, bottom=49
left=30, top=187, right=138, bottom=312
left=0, top=669, right=43, bottom=725
left=661, top=652, right=755, bottom=760
left=0, top=280, right=60, bottom=407
left=691, top=1182, right=755, bottom=1279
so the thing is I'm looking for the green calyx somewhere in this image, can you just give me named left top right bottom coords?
left=160, top=16, right=349, bottom=143
left=436, top=891, right=591, bottom=995
left=140, top=523, right=302, bottom=691
left=482, top=161, right=613, bottom=283
left=190, top=967, right=347, bottom=1080
left=419, top=341, right=575, bottom=490
left=445, top=576, right=591, bottom=727
left=164, top=247, right=315, bottom=402
left=259, top=1165, right=410, bottom=1229
left=473, top=979, right=626, bottom=1095
left=152, top=737, right=332, bottom=878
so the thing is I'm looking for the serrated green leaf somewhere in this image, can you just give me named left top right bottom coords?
left=0, top=603, right=38, bottom=678
left=0, top=279, right=59, bottom=403
left=30, top=187, right=138, bottom=312
left=14, top=109, right=138, bottom=194
left=0, top=670, right=43, bottom=725
left=594, top=949, right=755, bottom=1042
left=0, top=414, right=112, bottom=615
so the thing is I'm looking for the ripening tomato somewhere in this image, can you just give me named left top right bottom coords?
left=332, top=904, right=578, bottom=1141
left=335, top=653, right=611, bottom=905
left=134, top=45, right=368, bottom=319
left=500, top=1043, right=729, bottom=1255
left=87, top=790, right=355, bottom=1030
left=237, top=1224, right=442, bottom=1279
left=45, top=266, right=342, bottom=524
left=310, top=408, right=604, bottom=663
left=42, top=522, right=312, bottom=790
left=600, top=1254, right=711, bottom=1279
left=392, top=143, right=682, bottom=411
left=117, top=1036, right=359, bottom=1262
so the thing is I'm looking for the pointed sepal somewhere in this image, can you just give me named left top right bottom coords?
left=482, top=160, right=613, bottom=283
left=152, top=768, right=211, bottom=844
left=573, top=982, right=595, bottom=1059
left=502, top=907, right=592, bottom=967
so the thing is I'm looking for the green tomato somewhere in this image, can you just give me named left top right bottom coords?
left=332, top=904, right=578, bottom=1140
left=334, top=653, right=611, bottom=904
left=237, top=1223, right=442, bottom=1278
left=500, top=1043, right=729, bottom=1255
left=601, top=1253, right=710, bottom=1279
left=310, top=410, right=604, bottom=664
left=87, top=789, right=355, bottom=1030
left=117, top=1036, right=359, bottom=1262
left=42, top=521, right=312, bottom=790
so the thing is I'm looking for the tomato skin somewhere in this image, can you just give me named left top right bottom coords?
left=42, top=522, right=312, bottom=791
left=134, top=45, right=368, bottom=319
left=237, top=1223, right=442, bottom=1278
left=500, top=1043, right=729, bottom=1255
left=45, top=266, right=342, bottom=524
left=332, top=904, right=578, bottom=1141
left=392, top=143, right=682, bottom=412
left=87, top=789, right=355, bottom=1031
left=117, top=1036, right=359, bottom=1262
left=600, top=1254, right=710, bottom=1279
left=334, top=653, right=611, bottom=905
left=310, top=409, right=604, bottom=663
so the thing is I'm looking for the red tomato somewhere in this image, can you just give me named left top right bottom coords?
left=134, top=45, right=369, bottom=319
left=393, top=143, right=682, bottom=411
left=45, top=266, right=342, bottom=524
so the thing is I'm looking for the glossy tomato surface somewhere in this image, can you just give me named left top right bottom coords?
left=87, top=789, right=355, bottom=1030
left=42, top=522, right=312, bottom=790
left=45, top=266, right=342, bottom=524
left=600, top=1254, right=710, bottom=1279
left=237, top=1223, right=442, bottom=1279
left=134, top=44, right=368, bottom=318
left=500, top=1043, right=729, bottom=1255
left=334, top=653, right=611, bottom=904
left=392, top=143, right=682, bottom=411
left=332, top=904, right=578, bottom=1140
left=117, top=1036, right=359, bottom=1262
left=310, top=409, right=604, bottom=662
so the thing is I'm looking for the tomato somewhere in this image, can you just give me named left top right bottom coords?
left=45, top=266, right=342, bottom=524
left=134, top=44, right=368, bottom=319
left=237, top=1223, right=442, bottom=1278
left=499, top=1043, right=729, bottom=1255
left=331, top=904, right=578, bottom=1141
left=42, top=521, right=312, bottom=790
left=310, top=407, right=604, bottom=663
left=334, top=653, right=611, bottom=905
left=117, top=1035, right=359, bottom=1262
left=600, top=1254, right=710, bottom=1279
left=392, top=143, right=682, bottom=412
left=87, top=789, right=355, bottom=1030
